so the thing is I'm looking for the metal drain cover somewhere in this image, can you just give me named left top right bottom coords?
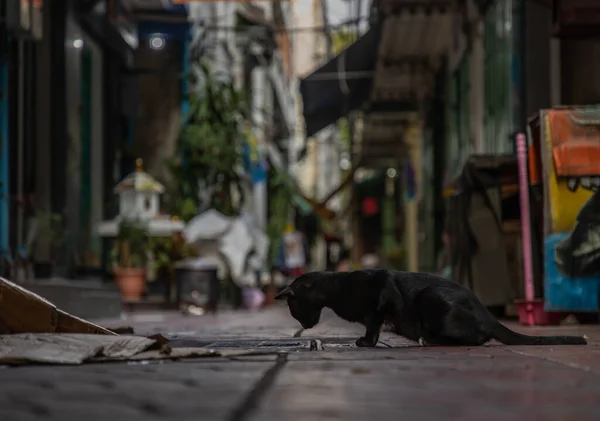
left=165, top=336, right=363, bottom=351
left=168, top=338, right=312, bottom=350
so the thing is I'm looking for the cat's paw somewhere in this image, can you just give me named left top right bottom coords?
left=355, top=337, right=377, bottom=347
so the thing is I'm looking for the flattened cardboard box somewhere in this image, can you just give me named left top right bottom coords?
left=0, top=277, right=115, bottom=335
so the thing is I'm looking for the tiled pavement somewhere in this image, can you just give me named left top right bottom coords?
left=1, top=305, right=600, bottom=421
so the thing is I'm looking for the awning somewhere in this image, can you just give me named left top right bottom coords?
left=300, top=25, right=382, bottom=138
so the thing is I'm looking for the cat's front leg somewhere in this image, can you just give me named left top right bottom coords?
left=356, top=313, right=384, bottom=347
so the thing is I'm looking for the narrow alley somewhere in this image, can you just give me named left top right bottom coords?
left=2, top=0, right=600, bottom=419
left=2, top=305, right=600, bottom=421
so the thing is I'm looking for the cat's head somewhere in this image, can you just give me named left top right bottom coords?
left=274, top=272, right=329, bottom=329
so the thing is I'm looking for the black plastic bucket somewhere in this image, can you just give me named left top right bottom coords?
left=175, top=266, right=220, bottom=313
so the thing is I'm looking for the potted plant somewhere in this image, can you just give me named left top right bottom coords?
left=149, top=232, right=197, bottom=302
left=32, top=210, right=66, bottom=278
left=112, top=219, right=149, bottom=301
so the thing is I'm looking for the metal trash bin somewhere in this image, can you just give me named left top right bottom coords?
left=174, top=258, right=220, bottom=313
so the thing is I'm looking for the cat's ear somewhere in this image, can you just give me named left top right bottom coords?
left=275, top=287, right=294, bottom=300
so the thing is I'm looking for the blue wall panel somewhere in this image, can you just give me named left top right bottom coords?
left=544, top=233, right=600, bottom=312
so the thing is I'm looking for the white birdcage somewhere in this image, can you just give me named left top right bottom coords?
left=96, top=158, right=184, bottom=237
left=114, top=158, right=165, bottom=220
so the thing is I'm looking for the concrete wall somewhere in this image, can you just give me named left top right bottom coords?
left=134, top=39, right=182, bottom=182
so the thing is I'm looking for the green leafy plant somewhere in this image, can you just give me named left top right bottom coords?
left=112, top=219, right=149, bottom=269
left=150, top=233, right=197, bottom=278
left=165, top=62, right=250, bottom=221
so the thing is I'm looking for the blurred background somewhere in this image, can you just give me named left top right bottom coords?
left=0, top=0, right=599, bottom=326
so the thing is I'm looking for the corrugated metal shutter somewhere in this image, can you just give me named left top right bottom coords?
left=483, top=0, right=513, bottom=154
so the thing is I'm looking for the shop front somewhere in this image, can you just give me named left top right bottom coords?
left=0, top=0, right=43, bottom=280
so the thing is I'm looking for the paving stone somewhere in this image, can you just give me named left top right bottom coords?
left=256, top=357, right=600, bottom=421
left=0, top=361, right=272, bottom=421
left=2, top=306, right=600, bottom=420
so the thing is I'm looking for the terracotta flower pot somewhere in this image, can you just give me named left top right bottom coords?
left=114, top=267, right=146, bottom=301
left=264, top=282, right=278, bottom=306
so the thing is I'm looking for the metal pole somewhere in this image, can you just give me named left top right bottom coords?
left=516, top=132, right=536, bottom=325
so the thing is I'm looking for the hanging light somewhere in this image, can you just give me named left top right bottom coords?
left=72, top=38, right=84, bottom=49
left=149, top=34, right=166, bottom=50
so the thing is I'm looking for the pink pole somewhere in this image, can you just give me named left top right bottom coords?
left=516, top=133, right=535, bottom=325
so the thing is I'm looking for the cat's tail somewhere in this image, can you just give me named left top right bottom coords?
left=490, top=321, right=587, bottom=345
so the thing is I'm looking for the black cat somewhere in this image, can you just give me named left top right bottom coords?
left=275, top=269, right=588, bottom=347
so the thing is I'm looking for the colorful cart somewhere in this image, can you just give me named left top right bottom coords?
left=528, top=107, right=600, bottom=318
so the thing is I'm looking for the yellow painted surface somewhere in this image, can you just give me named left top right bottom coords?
left=543, top=113, right=593, bottom=233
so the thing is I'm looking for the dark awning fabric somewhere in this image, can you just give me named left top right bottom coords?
left=300, top=25, right=382, bottom=138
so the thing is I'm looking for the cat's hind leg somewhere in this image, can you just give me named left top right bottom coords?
left=416, top=287, right=491, bottom=346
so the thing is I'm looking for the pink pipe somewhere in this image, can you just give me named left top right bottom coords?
left=516, top=133, right=535, bottom=325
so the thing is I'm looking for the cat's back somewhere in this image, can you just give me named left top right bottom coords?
left=333, top=269, right=460, bottom=299
left=327, top=270, right=385, bottom=322
left=388, top=270, right=462, bottom=295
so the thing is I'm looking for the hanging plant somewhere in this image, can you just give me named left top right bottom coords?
left=165, top=62, right=250, bottom=221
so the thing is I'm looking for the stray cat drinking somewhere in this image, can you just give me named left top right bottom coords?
left=276, top=269, right=587, bottom=347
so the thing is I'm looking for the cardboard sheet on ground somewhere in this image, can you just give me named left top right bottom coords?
left=0, top=334, right=154, bottom=365
left=0, top=334, right=250, bottom=365
left=0, top=278, right=252, bottom=365
left=0, top=277, right=116, bottom=335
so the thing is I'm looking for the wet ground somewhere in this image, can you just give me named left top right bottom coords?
left=1, top=305, right=600, bottom=421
